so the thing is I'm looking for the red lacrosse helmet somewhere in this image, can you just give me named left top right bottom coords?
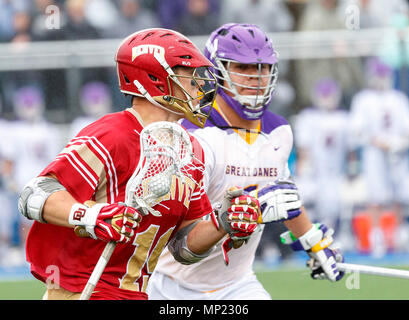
left=115, top=28, right=217, bottom=127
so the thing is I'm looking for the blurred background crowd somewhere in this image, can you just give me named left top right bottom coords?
left=1, top=0, right=409, bottom=268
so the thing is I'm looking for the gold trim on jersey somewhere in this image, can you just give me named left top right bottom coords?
left=126, top=107, right=145, bottom=126
left=213, top=101, right=261, bottom=145
left=60, top=143, right=108, bottom=202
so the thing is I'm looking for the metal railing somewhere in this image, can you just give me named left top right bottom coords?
left=0, top=28, right=403, bottom=71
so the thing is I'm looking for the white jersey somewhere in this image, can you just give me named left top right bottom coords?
left=349, top=88, right=409, bottom=204
left=294, top=107, right=350, bottom=178
left=293, top=107, right=350, bottom=225
left=152, top=106, right=292, bottom=292
left=349, top=88, right=409, bottom=151
left=2, top=120, right=63, bottom=190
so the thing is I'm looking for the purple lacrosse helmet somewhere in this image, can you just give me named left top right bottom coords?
left=80, top=81, right=112, bottom=117
left=312, top=77, right=341, bottom=111
left=365, top=57, right=393, bottom=90
left=13, top=86, right=45, bottom=122
left=204, top=23, right=279, bottom=120
left=366, top=57, right=392, bottom=77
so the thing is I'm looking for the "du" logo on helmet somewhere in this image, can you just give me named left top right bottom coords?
left=132, top=45, right=165, bottom=61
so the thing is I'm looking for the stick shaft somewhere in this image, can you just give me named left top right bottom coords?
left=79, top=241, right=117, bottom=300
left=338, top=262, right=409, bottom=280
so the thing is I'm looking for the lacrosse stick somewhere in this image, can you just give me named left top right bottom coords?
left=338, top=262, right=409, bottom=280
left=79, top=121, right=197, bottom=300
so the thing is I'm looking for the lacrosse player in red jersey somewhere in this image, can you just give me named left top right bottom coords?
left=17, top=28, right=260, bottom=300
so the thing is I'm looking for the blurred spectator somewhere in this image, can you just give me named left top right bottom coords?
left=349, top=57, right=409, bottom=256
left=62, top=0, right=100, bottom=40
left=0, top=0, right=16, bottom=42
left=293, top=78, right=351, bottom=231
left=156, top=0, right=186, bottom=29
left=104, top=0, right=160, bottom=38
left=156, top=0, right=220, bottom=30
left=84, top=0, right=119, bottom=34
left=177, top=0, right=220, bottom=36
left=69, top=81, right=112, bottom=139
left=294, top=0, right=364, bottom=108
left=220, top=0, right=294, bottom=32
left=11, top=10, right=34, bottom=44
left=140, top=0, right=159, bottom=11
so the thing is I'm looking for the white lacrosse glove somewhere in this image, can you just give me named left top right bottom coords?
left=250, top=179, right=302, bottom=223
left=211, top=188, right=260, bottom=265
left=70, top=201, right=142, bottom=244
left=280, top=223, right=344, bottom=282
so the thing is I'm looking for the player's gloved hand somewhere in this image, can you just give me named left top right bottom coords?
left=249, top=179, right=302, bottom=223
left=211, top=188, right=260, bottom=265
left=280, top=223, right=344, bottom=282
left=69, top=201, right=142, bottom=243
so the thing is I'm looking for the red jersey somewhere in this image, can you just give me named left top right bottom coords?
left=26, top=108, right=212, bottom=300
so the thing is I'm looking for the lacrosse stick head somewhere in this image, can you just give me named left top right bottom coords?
left=125, top=121, right=198, bottom=216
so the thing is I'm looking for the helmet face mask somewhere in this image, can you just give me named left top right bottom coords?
left=214, top=58, right=278, bottom=117
left=205, top=23, right=279, bottom=120
left=115, top=28, right=217, bottom=127
left=154, top=66, right=217, bottom=127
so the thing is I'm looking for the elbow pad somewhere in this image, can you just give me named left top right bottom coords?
left=18, top=176, right=66, bottom=223
left=168, top=221, right=215, bottom=265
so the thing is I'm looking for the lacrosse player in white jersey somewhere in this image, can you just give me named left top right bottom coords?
left=349, top=57, right=409, bottom=254
left=0, top=102, right=16, bottom=265
left=294, top=78, right=351, bottom=230
left=3, top=86, right=62, bottom=248
left=147, top=23, right=344, bottom=300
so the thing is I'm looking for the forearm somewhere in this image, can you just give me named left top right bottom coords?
left=186, top=220, right=227, bottom=255
left=42, top=189, right=77, bottom=227
left=283, top=206, right=313, bottom=238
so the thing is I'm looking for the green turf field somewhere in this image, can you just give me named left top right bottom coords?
left=256, top=267, right=409, bottom=300
left=0, top=266, right=408, bottom=300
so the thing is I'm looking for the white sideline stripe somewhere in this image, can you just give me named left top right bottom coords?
left=338, top=263, right=409, bottom=279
